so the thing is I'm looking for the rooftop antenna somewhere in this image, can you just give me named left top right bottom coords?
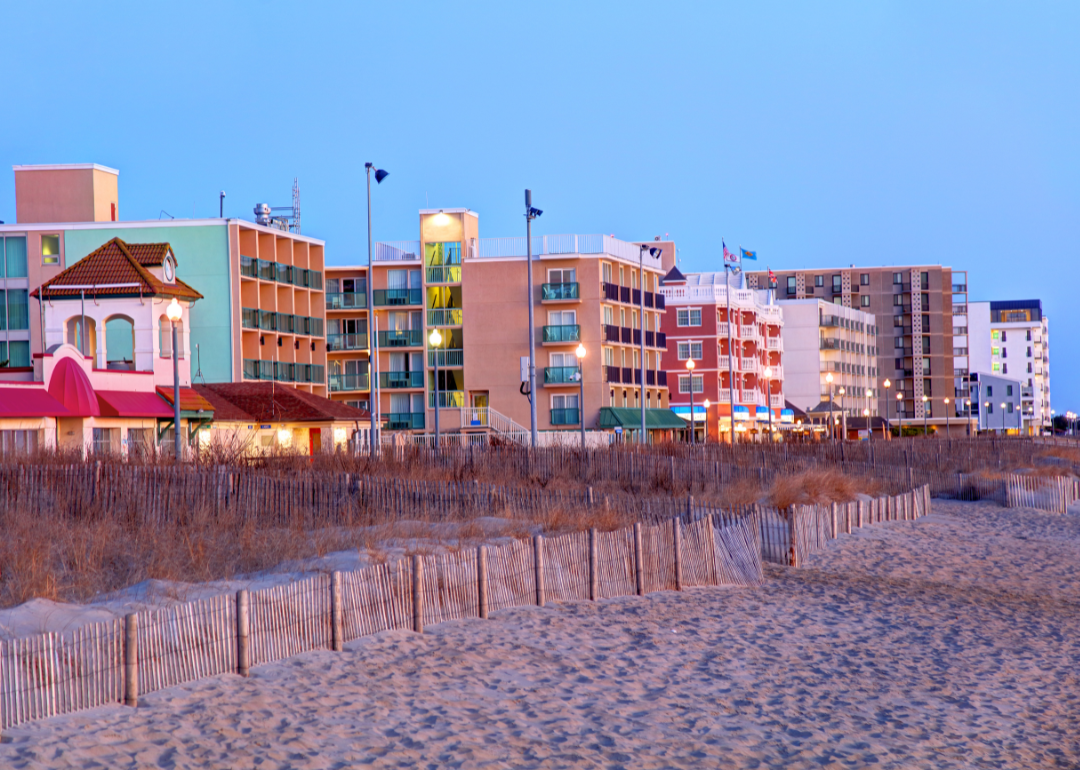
left=194, top=343, right=205, bottom=384
left=255, top=178, right=301, bottom=233
left=291, top=177, right=301, bottom=234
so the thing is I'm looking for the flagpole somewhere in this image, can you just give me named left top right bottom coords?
left=726, top=260, right=737, bottom=444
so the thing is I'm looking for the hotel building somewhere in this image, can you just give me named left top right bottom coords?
left=745, top=265, right=967, bottom=429
left=659, top=269, right=784, bottom=441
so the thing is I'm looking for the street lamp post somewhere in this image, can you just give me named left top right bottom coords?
left=865, top=387, right=873, bottom=440
left=430, top=328, right=443, bottom=448
left=525, top=190, right=543, bottom=449
left=838, top=387, right=846, bottom=441
left=883, top=378, right=891, bottom=439
left=922, top=394, right=929, bottom=437
left=1001, top=402, right=1006, bottom=434
left=826, top=372, right=834, bottom=443
left=575, top=343, right=586, bottom=451
left=364, top=163, right=388, bottom=454
left=897, top=392, right=903, bottom=437
left=166, top=298, right=184, bottom=460
left=764, top=366, right=774, bottom=442
left=863, top=407, right=870, bottom=440
left=703, top=399, right=711, bottom=443
left=944, top=397, right=951, bottom=439
left=686, top=359, right=696, bottom=446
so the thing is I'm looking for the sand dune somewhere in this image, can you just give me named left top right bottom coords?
left=2, top=499, right=1078, bottom=769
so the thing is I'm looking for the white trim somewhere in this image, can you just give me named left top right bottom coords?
left=13, top=163, right=119, bottom=175
left=0, top=218, right=326, bottom=246
left=419, top=208, right=479, bottom=217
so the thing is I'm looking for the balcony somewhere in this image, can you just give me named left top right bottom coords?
left=329, top=373, right=369, bottom=392
left=602, top=282, right=621, bottom=302
left=379, top=371, right=424, bottom=389
left=740, top=389, right=758, bottom=404
left=383, top=412, right=424, bottom=430
left=544, top=365, right=582, bottom=385
left=241, top=308, right=324, bottom=337
left=820, top=337, right=841, bottom=350
left=717, top=322, right=730, bottom=336
left=740, top=325, right=759, bottom=339
left=717, top=358, right=732, bottom=371
left=603, top=324, right=621, bottom=343
left=242, top=359, right=323, bottom=385
left=425, top=266, right=461, bottom=284
left=326, top=292, right=367, bottom=310
left=657, top=370, right=667, bottom=387
left=605, top=365, right=621, bottom=383
left=550, top=408, right=580, bottom=426
left=430, top=390, right=465, bottom=408
left=543, top=324, right=581, bottom=344
left=373, top=288, right=423, bottom=306
left=764, top=365, right=783, bottom=380
left=621, top=367, right=633, bottom=384
left=239, top=256, right=257, bottom=278
left=428, top=349, right=464, bottom=367
left=377, top=329, right=423, bottom=348
left=327, top=333, right=368, bottom=352
left=953, top=347, right=968, bottom=356
left=427, top=308, right=463, bottom=326
left=1021, top=386, right=1034, bottom=399
left=766, top=337, right=783, bottom=351
left=953, top=304, right=967, bottom=316
left=820, top=315, right=841, bottom=327
left=542, top=282, right=580, bottom=301
left=620, top=327, right=632, bottom=344
left=644, top=330, right=666, bottom=348
left=741, top=358, right=757, bottom=372
left=952, top=284, right=968, bottom=293
left=770, top=394, right=784, bottom=408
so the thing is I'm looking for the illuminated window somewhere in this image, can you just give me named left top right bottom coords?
left=41, top=235, right=61, bottom=265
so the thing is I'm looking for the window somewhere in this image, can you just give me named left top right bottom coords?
left=1026, top=346, right=1032, bottom=357
left=603, top=305, right=614, bottom=325
left=678, top=374, right=703, bottom=394
left=831, top=275, right=841, bottom=293
left=1001, top=330, right=1007, bottom=342
left=92, top=427, right=118, bottom=455
left=41, top=234, right=61, bottom=265
left=3, top=290, right=28, bottom=331
left=1007, top=385, right=1013, bottom=396
left=602, top=263, right=612, bottom=283
left=676, top=341, right=703, bottom=360
left=0, top=429, right=40, bottom=455
left=814, top=275, right=824, bottom=287
left=1026, top=330, right=1032, bottom=341
left=1003, top=363, right=1008, bottom=374
left=894, top=337, right=904, bottom=349
left=603, top=347, right=614, bottom=366
left=921, top=271, right=929, bottom=290
left=860, top=295, right=870, bottom=308
left=893, top=272, right=903, bottom=285
left=548, top=268, right=576, bottom=284
left=786, top=276, right=796, bottom=294
left=1027, top=362, right=1032, bottom=373
left=1008, top=402, right=1014, bottom=414
left=860, top=273, right=869, bottom=285
left=547, top=310, right=576, bottom=326
left=676, top=308, right=701, bottom=327
left=893, top=294, right=903, bottom=306
left=552, top=393, right=579, bottom=410
left=987, top=385, right=993, bottom=397
left=424, top=241, right=461, bottom=266
left=987, top=403, right=993, bottom=414
left=1, top=237, right=27, bottom=278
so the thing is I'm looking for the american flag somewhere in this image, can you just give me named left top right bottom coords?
left=723, top=240, right=737, bottom=264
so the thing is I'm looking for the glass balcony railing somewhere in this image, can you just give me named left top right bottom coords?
left=328, top=373, right=369, bottom=392
left=544, top=365, right=582, bottom=385
left=427, top=308, right=463, bottom=326
left=382, top=412, right=425, bottom=430
left=425, top=266, right=462, bottom=284
left=428, top=349, right=464, bottom=367
left=550, top=408, right=580, bottom=425
left=326, top=333, right=368, bottom=352
left=373, top=288, right=423, bottom=306
left=240, top=256, right=257, bottom=278
left=541, top=282, right=579, bottom=301
left=379, top=371, right=424, bottom=389
left=241, top=308, right=324, bottom=337
left=429, top=390, right=466, bottom=408
left=242, top=359, right=323, bottom=384
left=543, top=324, right=581, bottom=343
left=377, top=329, right=423, bottom=348
left=326, top=292, right=367, bottom=310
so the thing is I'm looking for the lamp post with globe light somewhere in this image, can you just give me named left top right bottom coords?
left=429, top=328, right=443, bottom=447
left=863, top=407, right=871, bottom=441
left=166, top=298, right=184, bottom=460
left=838, top=387, right=846, bottom=441
left=575, top=344, right=586, bottom=450
left=764, top=366, right=774, bottom=441
left=686, top=359, right=696, bottom=445
left=883, top=379, right=891, bottom=437
left=825, top=372, right=835, bottom=442
left=944, top=397, right=951, bottom=439
left=897, top=391, right=903, bottom=437
left=703, top=399, right=711, bottom=443
left=922, top=394, right=929, bottom=436
left=1001, top=402, right=1007, bottom=434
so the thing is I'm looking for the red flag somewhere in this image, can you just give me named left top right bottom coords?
left=768, top=267, right=776, bottom=285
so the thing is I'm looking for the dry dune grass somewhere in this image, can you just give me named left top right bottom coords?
left=765, top=468, right=883, bottom=510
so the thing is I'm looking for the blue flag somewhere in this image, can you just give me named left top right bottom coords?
left=740, top=247, right=757, bottom=261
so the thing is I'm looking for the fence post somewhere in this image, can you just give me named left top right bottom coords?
left=673, top=517, right=683, bottom=591
left=830, top=502, right=838, bottom=539
left=331, top=571, right=343, bottom=652
left=534, top=534, right=546, bottom=607
left=686, top=494, right=694, bottom=520
left=586, top=486, right=594, bottom=507
left=588, top=528, right=598, bottom=601
left=124, top=613, right=138, bottom=708
left=478, top=545, right=489, bottom=619
left=633, top=522, right=644, bottom=596
left=237, top=589, right=250, bottom=677
left=412, top=555, right=424, bottom=633
left=788, top=509, right=797, bottom=567
left=857, top=500, right=864, bottom=528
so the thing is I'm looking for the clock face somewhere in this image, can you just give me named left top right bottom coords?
left=164, top=259, right=175, bottom=282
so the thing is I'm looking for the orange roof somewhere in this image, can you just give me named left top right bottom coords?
left=156, top=386, right=215, bottom=413
left=32, top=237, right=203, bottom=301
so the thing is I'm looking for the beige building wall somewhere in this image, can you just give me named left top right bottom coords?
left=14, top=164, right=119, bottom=224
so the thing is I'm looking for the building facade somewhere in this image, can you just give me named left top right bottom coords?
left=747, top=265, right=967, bottom=430
left=967, top=299, right=1050, bottom=434
left=776, top=299, right=879, bottom=420
left=659, top=270, right=784, bottom=441
left=966, top=371, right=1024, bottom=433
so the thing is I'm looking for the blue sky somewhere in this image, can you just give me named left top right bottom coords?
left=2, top=2, right=1076, bottom=408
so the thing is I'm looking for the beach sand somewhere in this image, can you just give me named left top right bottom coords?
left=2, top=499, right=1078, bottom=769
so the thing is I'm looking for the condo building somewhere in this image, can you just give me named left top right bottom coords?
left=777, top=299, right=879, bottom=420
left=347, top=210, right=672, bottom=441
left=0, top=164, right=328, bottom=395
left=745, top=265, right=967, bottom=429
left=659, top=269, right=784, bottom=440
left=967, top=299, right=1050, bottom=434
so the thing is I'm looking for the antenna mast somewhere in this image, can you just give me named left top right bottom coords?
left=291, top=177, right=301, bottom=234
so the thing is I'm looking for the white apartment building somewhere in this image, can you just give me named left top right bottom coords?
left=778, top=299, right=881, bottom=419
left=967, top=299, right=1050, bottom=435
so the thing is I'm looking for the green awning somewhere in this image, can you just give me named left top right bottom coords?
left=598, top=407, right=687, bottom=430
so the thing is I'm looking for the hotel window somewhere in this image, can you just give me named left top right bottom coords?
left=893, top=272, right=903, bottom=284
left=676, top=341, right=703, bottom=360
left=1007, top=385, right=1014, bottom=396
left=814, top=275, right=824, bottom=287
left=1001, top=330, right=1007, bottom=342
left=678, top=374, right=703, bottom=394
left=1, top=236, right=27, bottom=278
left=676, top=308, right=701, bottom=327
left=860, top=273, right=869, bottom=285
left=603, top=305, right=614, bottom=325
left=861, top=295, right=870, bottom=307
left=41, top=234, right=61, bottom=265
left=603, top=347, right=614, bottom=366
left=1026, top=346, right=1033, bottom=358
left=619, top=266, right=625, bottom=286
left=831, top=275, right=842, bottom=293
left=991, top=330, right=1000, bottom=341
left=1002, top=347, right=1007, bottom=358
left=893, top=294, right=903, bottom=306
left=786, top=276, right=796, bottom=294
left=548, top=267, right=576, bottom=284
left=602, top=262, right=612, bottom=283
left=1003, top=363, right=1008, bottom=374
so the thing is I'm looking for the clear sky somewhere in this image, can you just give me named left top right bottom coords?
left=2, top=2, right=1076, bottom=409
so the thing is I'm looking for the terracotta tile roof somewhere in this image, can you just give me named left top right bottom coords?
left=193, top=383, right=371, bottom=424
left=32, top=237, right=203, bottom=301
left=155, top=386, right=216, bottom=414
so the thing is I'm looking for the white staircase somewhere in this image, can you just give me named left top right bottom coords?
left=456, top=407, right=530, bottom=444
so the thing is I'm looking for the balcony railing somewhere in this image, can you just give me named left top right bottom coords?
left=620, top=327, right=632, bottom=344
left=327, top=333, right=368, bottom=352
left=242, top=359, right=323, bottom=384
left=373, top=288, right=423, bottom=306
left=657, top=370, right=667, bottom=387
left=428, top=308, right=463, bottom=326
left=766, top=337, right=783, bottom=351
left=770, top=394, right=784, bottom=408
left=602, top=282, right=621, bottom=302
left=383, top=412, right=424, bottom=430
left=952, top=284, right=968, bottom=292
left=605, top=365, right=621, bottom=383
left=741, top=358, right=757, bottom=372
left=542, top=282, right=580, bottom=301
left=820, top=337, right=841, bottom=350
left=373, top=241, right=421, bottom=262
left=425, top=265, right=462, bottom=284
left=329, top=372, right=369, bottom=392
left=326, top=292, right=367, bottom=310
left=953, top=304, right=967, bottom=316
left=550, top=408, right=580, bottom=426
left=430, top=390, right=465, bottom=408
left=543, top=324, right=581, bottom=343
left=428, top=349, right=464, bottom=367
left=377, top=329, right=423, bottom=348
left=240, top=256, right=257, bottom=278
left=820, top=315, right=841, bottom=327
left=740, top=325, right=758, bottom=339
left=379, top=371, right=424, bottom=389
left=241, top=308, right=324, bottom=337
left=603, top=324, right=620, bottom=343
left=740, top=390, right=758, bottom=404
left=544, top=366, right=582, bottom=385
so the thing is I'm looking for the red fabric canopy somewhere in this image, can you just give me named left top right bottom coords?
left=0, top=388, right=71, bottom=417
left=47, top=357, right=100, bottom=416
left=96, top=390, right=175, bottom=418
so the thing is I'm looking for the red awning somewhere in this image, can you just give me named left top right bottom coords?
left=96, top=390, right=175, bottom=418
left=0, top=388, right=72, bottom=417
left=156, top=386, right=215, bottom=413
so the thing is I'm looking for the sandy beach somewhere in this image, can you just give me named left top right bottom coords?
left=2, top=498, right=1078, bottom=769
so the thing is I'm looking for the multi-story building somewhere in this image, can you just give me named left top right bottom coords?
left=324, top=265, right=370, bottom=409
left=363, top=210, right=672, bottom=441
left=659, top=269, right=784, bottom=441
left=746, top=265, right=967, bottom=430
left=777, top=299, right=879, bottom=420
left=967, top=299, right=1050, bottom=434
left=966, top=371, right=1024, bottom=433
left=0, top=163, right=328, bottom=395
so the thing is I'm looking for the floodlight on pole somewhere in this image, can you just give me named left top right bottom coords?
left=525, top=190, right=542, bottom=449
left=365, top=162, right=388, bottom=455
